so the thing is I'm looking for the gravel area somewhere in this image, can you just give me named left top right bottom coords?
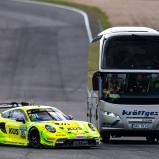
left=71, top=0, right=159, bottom=30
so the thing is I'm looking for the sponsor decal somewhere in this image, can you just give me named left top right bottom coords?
left=67, top=127, right=82, bottom=131
left=47, top=138, right=56, bottom=141
left=20, top=125, right=27, bottom=138
left=76, top=135, right=87, bottom=139
left=122, top=110, right=159, bottom=117
left=9, top=128, right=18, bottom=135
left=56, top=134, right=66, bottom=137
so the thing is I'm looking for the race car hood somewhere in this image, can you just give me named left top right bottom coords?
left=37, top=120, right=100, bottom=144
left=38, top=120, right=90, bottom=134
left=46, top=120, right=86, bottom=131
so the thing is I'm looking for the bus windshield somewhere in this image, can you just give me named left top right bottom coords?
left=102, top=35, right=159, bottom=69
left=102, top=73, right=159, bottom=104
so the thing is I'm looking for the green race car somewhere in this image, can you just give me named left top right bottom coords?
left=0, top=103, right=101, bottom=148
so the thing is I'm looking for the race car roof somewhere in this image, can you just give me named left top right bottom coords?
left=20, top=105, right=53, bottom=111
left=0, top=102, right=54, bottom=111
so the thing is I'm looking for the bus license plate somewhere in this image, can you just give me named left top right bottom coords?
left=131, top=123, right=152, bottom=129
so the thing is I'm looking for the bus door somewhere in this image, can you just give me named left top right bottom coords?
left=87, top=91, right=99, bottom=128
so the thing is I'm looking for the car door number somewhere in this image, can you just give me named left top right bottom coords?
left=20, top=125, right=27, bottom=137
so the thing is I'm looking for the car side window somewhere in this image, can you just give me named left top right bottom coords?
left=10, top=110, right=26, bottom=121
left=1, top=111, right=10, bottom=118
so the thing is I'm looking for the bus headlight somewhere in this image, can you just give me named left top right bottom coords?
left=104, top=111, right=120, bottom=119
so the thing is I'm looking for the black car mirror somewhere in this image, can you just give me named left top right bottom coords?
left=16, top=117, right=25, bottom=124
left=67, top=115, right=73, bottom=120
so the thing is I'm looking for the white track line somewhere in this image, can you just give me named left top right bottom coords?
left=9, top=0, right=93, bottom=42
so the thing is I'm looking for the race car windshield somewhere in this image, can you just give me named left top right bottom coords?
left=27, top=109, right=67, bottom=121
left=102, top=35, right=159, bottom=69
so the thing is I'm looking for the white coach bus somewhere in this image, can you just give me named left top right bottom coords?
left=87, top=27, right=159, bottom=143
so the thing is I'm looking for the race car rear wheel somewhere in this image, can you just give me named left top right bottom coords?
left=28, top=127, right=41, bottom=148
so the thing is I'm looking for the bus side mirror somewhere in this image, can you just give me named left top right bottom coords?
left=92, top=71, right=100, bottom=91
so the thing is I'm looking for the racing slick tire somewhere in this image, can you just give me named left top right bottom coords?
left=28, top=127, right=41, bottom=148
left=146, top=136, right=155, bottom=143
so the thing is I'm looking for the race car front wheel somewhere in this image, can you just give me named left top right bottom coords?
left=28, top=127, right=41, bottom=148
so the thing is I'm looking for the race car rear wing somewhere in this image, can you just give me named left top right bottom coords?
left=0, top=102, right=30, bottom=108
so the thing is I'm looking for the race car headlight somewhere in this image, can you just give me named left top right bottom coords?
left=88, top=123, right=96, bottom=131
left=45, top=125, right=56, bottom=133
left=104, top=111, right=120, bottom=119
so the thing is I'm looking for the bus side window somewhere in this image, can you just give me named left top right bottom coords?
left=151, top=75, right=159, bottom=92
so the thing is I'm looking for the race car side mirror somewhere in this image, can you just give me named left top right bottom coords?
left=67, top=115, right=73, bottom=120
left=16, top=117, right=25, bottom=124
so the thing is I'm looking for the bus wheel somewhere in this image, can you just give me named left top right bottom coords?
left=101, top=132, right=110, bottom=143
left=146, top=136, right=155, bottom=143
left=156, top=136, right=159, bottom=143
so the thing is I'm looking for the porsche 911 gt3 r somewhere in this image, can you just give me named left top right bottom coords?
left=0, top=103, right=100, bottom=148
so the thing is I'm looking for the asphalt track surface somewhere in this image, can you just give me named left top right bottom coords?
left=0, top=0, right=89, bottom=119
left=0, top=0, right=159, bottom=159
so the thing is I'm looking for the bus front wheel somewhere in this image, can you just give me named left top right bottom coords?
left=101, top=132, right=110, bottom=143
left=146, top=136, right=155, bottom=143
